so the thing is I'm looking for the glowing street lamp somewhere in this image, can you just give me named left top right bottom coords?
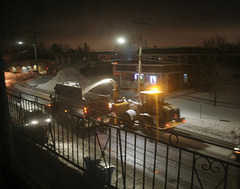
left=117, top=37, right=125, bottom=44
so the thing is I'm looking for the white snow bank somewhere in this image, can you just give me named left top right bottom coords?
left=36, top=68, right=92, bottom=92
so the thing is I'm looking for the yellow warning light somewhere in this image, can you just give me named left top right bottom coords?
left=64, top=109, right=68, bottom=113
left=84, top=107, right=88, bottom=114
left=151, top=87, right=159, bottom=92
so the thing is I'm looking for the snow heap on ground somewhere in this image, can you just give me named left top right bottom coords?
left=36, top=68, right=92, bottom=92
left=166, top=89, right=240, bottom=144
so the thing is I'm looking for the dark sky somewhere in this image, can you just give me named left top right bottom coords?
left=4, top=0, right=240, bottom=50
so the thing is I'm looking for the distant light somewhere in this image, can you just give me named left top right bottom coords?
left=31, top=120, right=38, bottom=125
left=117, top=37, right=125, bottom=44
left=18, top=41, right=23, bottom=45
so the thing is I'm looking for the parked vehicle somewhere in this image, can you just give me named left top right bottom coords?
left=22, top=109, right=50, bottom=144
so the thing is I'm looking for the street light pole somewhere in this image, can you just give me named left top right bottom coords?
left=32, top=44, right=38, bottom=72
left=32, top=43, right=39, bottom=84
left=137, top=45, right=142, bottom=102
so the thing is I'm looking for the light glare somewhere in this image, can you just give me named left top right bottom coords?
left=117, top=37, right=125, bottom=44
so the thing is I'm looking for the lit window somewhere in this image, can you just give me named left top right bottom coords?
left=183, top=73, right=188, bottom=83
left=134, top=73, right=144, bottom=80
left=150, top=75, right=157, bottom=84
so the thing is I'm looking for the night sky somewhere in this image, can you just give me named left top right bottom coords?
left=4, top=0, right=240, bottom=50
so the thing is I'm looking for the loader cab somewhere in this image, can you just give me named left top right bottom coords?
left=140, top=90, right=166, bottom=115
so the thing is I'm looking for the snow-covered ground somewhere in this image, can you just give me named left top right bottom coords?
left=6, top=67, right=240, bottom=144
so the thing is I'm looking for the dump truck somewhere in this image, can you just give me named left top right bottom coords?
left=49, top=81, right=110, bottom=123
left=104, top=79, right=185, bottom=129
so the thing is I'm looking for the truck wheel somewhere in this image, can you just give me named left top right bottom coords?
left=122, top=112, right=134, bottom=128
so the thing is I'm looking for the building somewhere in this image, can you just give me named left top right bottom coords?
left=113, top=47, right=220, bottom=92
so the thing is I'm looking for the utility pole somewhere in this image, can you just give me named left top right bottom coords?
left=32, top=32, right=39, bottom=84
left=133, top=18, right=150, bottom=102
left=33, top=32, right=38, bottom=73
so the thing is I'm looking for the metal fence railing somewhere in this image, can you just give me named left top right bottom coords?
left=7, top=92, right=240, bottom=189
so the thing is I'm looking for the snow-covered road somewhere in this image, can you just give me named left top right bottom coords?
left=7, top=68, right=240, bottom=146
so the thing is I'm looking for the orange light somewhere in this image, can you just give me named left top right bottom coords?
left=166, top=123, right=170, bottom=127
left=108, top=103, right=111, bottom=109
left=182, top=119, right=186, bottom=123
left=151, top=87, right=159, bottom=92
left=48, top=104, right=51, bottom=107
left=84, top=107, right=88, bottom=114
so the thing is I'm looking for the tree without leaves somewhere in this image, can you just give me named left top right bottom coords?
left=83, top=42, right=90, bottom=53
left=198, top=55, right=220, bottom=106
left=199, top=35, right=233, bottom=106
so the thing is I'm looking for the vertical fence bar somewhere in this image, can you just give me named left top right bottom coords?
left=143, top=137, right=147, bottom=189
left=133, top=134, right=137, bottom=188
left=53, top=119, right=56, bottom=151
left=57, top=122, right=60, bottom=153
left=177, top=149, right=182, bottom=189
left=116, top=128, right=119, bottom=188
left=76, top=118, right=79, bottom=165
left=118, top=129, right=126, bottom=189
left=108, top=127, right=111, bottom=186
left=82, top=118, right=85, bottom=167
left=71, top=116, right=74, bottom=162
left=164, top=145, right=169, bottom=189
left=191, top=154, right=196, bottom=189
left=67, top=113, right=69, bottom=159
left=152, top=140, right=157, bottom=189
left=94, top=123, right=97, bottom=164
left=223, top=164, right=228, bottom=189
left=62, top=122, right=65, bottom=157
left=88, top=120, right=91, bottom=159
left=124, top=130, right=127, bottom=185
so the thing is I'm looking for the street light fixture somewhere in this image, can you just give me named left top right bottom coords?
left=117, top=37, right=125, bottom=44
left=117, top=37, right=142, bottom=102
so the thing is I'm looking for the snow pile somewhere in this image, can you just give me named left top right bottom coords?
left=178, top=117, right=236, bottom=143
left=36, top=68, right=92, bottom=92
left=167, top=91, right=240, bottom=143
